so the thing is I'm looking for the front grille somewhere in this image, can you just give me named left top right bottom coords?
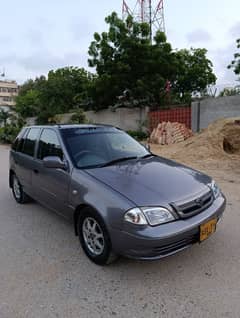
left=172, top=189, right=213, bottom=219
left=152, top=234, right=199, bottom=256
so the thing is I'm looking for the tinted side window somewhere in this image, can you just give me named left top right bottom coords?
left=12, top=128, right=26, bottom=151
left=37, top=129, right=63, bottom=160
left=22, top=128, right=41, bottom=157
left=12, top=138, right=19, bottom=151
left=17, top=129, right=29, bottom=153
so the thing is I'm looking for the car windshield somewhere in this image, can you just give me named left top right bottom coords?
left=61, top=127, right=149, bottom=169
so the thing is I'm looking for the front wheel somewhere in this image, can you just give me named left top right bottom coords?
left=78, top=208, right=118, bottom=265
left=12, top=174, right=30, bottom=204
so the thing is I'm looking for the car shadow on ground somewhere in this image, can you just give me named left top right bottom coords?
left=4, top=187, right=227, bottom=282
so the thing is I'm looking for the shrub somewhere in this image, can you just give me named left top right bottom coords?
left=70, top=109, right=87, bottom=124
left=0, top=124, right=21, bottom=144
left=127, top=130, right=148, bottom=141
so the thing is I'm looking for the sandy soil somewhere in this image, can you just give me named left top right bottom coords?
left=151, top=118, right=240, bottom=190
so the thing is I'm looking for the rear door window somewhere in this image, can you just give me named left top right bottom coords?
left=37, top=129, right=63, bottom=160
left=12, top=128, right=26, bottom=151
left=16, top=129, right=28, bottom=153
left=22, top=128, right=41, bottom=157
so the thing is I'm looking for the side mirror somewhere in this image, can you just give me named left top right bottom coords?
left=43, top=156, right=68, bottom=170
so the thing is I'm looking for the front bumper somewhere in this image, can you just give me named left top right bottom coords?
left=111, top=195, right=226, bottom=260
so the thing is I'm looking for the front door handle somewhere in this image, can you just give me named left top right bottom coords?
left=33, top=169, right=39, bottom=174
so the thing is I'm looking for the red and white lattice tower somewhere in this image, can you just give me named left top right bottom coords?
left=122, top=0, right=165, bottom=39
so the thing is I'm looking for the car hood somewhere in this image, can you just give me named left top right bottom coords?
left=85, top=156, right=212, bottom=206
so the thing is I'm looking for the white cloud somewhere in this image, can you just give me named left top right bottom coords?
left=0, top=51, right=89, bottom=84
left=209, top=42, right=239, bottom=86
left=70, top=17, right=96, bottom=43
left=229, top=22, right=240, bottom=39
left=187, top=29, right=212, bottom=43
left=0, top=0, right=239, bottom=88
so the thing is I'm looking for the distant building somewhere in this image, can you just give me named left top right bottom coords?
left=0, top=80, right=18, bottom=111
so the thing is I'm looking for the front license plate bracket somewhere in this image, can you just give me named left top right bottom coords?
left=200, top=218, right=217, bottom=242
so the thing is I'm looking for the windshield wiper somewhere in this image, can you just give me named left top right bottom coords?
left=80, top=155, right=153, bottom=169
left=139, top=153, right=155, bottom=159
left=100, top=156, right=138, bottom=167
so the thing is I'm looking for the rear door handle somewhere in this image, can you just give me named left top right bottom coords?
left=33, top=169, right=39, bottom=174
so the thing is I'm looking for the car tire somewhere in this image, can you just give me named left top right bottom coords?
left=78, top=207, right=118, bottom=265
left=12, top=174, right=31, bottom=204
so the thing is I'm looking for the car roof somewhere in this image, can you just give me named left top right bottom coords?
left=24, top=124, right=121, bottom=131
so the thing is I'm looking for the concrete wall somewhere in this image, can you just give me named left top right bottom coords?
left=192, top=95, right=240, bottom=132
left=25, top=117, right=37, bottom=126
left=149, top=107, right=191, bottom=131
left=85, top=107, right=149, bottom=131
left=25, top=107, right=149, bottom=131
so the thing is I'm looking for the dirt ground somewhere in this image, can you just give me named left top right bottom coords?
left=151, top=118, right=240, bottom=194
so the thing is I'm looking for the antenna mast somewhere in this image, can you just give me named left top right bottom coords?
left=122, top=0, right=166, bottom=39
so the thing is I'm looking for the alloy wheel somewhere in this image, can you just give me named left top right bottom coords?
left=13, top=176, right=21, bottom=200
left=82, top=217, right=105, bottom=256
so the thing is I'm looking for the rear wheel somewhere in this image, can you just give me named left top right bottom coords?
left=12, top=174, right=30, bottom=204
left=78, top=208, right=118, bottom=265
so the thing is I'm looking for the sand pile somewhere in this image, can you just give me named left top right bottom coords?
left=151, top=118, right=240, bottom=165
left=222, top=120, right=240, bottom=155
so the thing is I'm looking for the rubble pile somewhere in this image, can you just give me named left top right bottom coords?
left=151, top=118, right=240, bottom=166
left=150, top=118, right=240, bottom=177
left=150, top=121, right=193, bottom=145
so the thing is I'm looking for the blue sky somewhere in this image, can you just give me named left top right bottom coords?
left=0, top=0, right=239, bottom=88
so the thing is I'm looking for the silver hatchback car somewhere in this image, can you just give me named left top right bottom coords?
left=9, top=125, right=226, bottom=265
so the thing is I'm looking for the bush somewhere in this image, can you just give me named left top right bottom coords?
left=219, top=87, right=240, bottom=97
left=127, top=130, right=148, bottom=141
left=0, top=125, right=21, bottom=144
left=70, top=109, right=87, bottom=124
left=36, top=111, right=55, bottom=125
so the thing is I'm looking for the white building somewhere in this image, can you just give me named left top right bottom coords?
left=0, top=80, right=18, bottom=111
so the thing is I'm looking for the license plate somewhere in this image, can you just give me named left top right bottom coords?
left=200, top=218, right=217, bottom=242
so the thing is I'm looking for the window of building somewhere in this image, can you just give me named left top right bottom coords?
left=0, top=87, right=17, bottom=93
left=37, top=129, right=63, bottom=160
left=3, top=97, right=12, bottom=102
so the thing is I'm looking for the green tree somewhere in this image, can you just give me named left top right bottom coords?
left=174, top=48, right=217, bottom=103
left=88, top=12, right=177, bottom=109
left=15, top=67, right=93, bottom=124
left=16, top=76, right=47, bottom=118
left=0, top=109, right=9, bottom=127
left=0, top=110, right=23, bottom=144
left=42, top=67, right=92, bottom=114
left=15, top=89, right=41, bottom=118
left=17, top=76, right=47, bottom=98
left=228, top=39, right=240, bottom=78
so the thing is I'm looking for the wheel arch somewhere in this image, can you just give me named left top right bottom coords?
left=73, top=204, right=104, bottom=236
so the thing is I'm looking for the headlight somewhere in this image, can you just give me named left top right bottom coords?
left=124, top=207, right=175, bottom=226
left=124, top=208, right=147, bottom=225
left=141, top=207, right=175, bottom=226
left=210, top=180, right=220, bottom=199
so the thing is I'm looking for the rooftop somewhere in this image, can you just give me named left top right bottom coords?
left=0, top=80, right=17, bottom=84
left=25, top=124, right=120, bottom=131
